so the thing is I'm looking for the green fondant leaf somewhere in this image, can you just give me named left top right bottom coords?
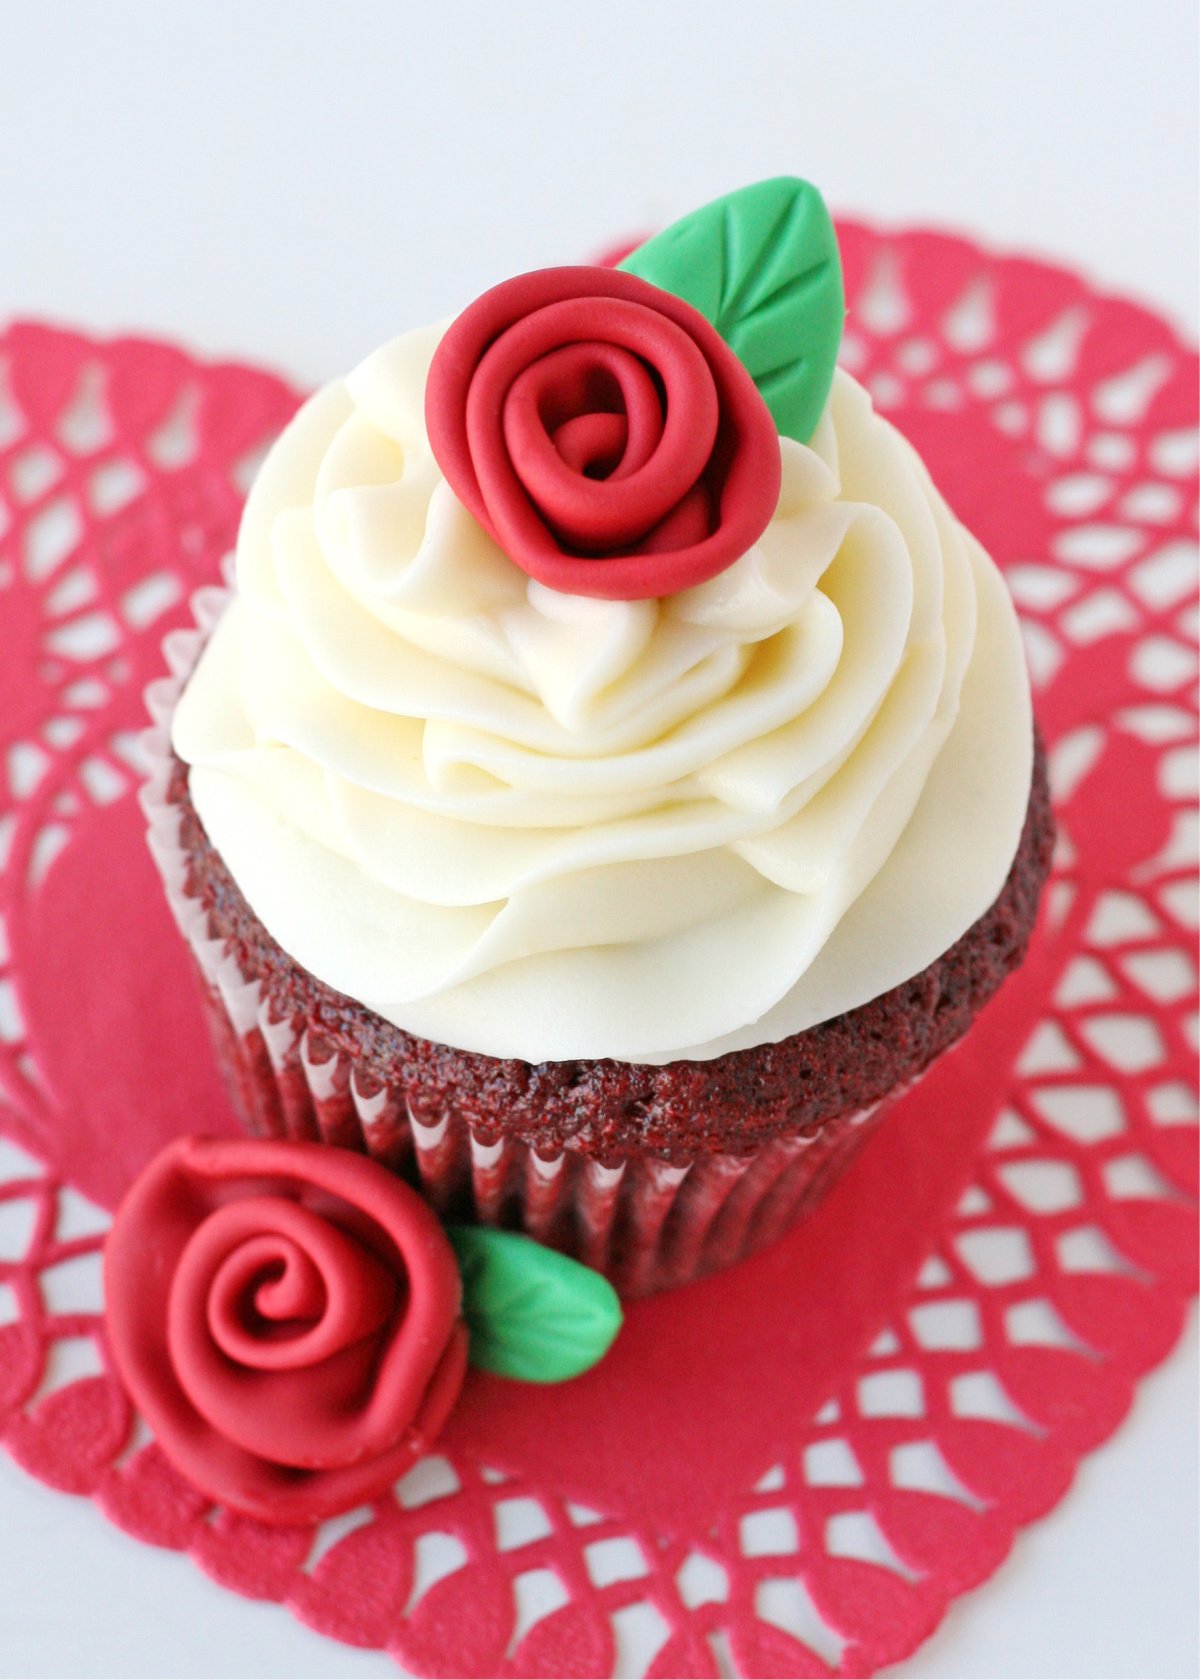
left=449, top=1226, right=623, bottom=1384
left=619, top=176, right=844, bottom=444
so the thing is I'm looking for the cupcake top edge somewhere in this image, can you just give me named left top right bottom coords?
left=169, top=178, right=1034, bottom=1065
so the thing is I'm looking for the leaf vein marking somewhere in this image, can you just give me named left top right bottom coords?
left=718, top=187, right=810, bottom=324
left=731, top=258, right=831, bottom=334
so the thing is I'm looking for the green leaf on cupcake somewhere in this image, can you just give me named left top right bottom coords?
left=619, top=175, right=844, bottom=445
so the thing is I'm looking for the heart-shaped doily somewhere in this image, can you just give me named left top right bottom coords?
left=0, top=222, right=1196, bottom=1677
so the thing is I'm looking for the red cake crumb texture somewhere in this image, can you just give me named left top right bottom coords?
left=169, top=738, right=1053, bottom=1165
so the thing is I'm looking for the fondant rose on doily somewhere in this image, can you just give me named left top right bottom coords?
left=105, top=1138, right=621, bottom=1524
left=426, top=177, right=844, bottom=599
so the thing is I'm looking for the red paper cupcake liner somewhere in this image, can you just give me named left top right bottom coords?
left=196, top=975, right=888, bottom=1297
left=139, top=579, right=892, bottom=1297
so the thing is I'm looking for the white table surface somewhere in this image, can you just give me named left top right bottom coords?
left=0, top=3, right=1196, bottom=1676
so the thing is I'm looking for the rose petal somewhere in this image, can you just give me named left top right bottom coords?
left=639, top=481, right=714, bottom=553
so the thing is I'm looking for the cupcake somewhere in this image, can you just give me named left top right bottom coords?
left=143, top=178, right=1052, bottom=1298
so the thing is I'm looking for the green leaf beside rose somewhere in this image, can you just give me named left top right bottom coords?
left=620, top=175, right=844, bottom=446
left=449, top=1225, right=623, bottom=1384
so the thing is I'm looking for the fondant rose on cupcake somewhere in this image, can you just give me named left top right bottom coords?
left=105, top=1137, right=621, bottom=1525
left=426, top=177, right=844, bottom=600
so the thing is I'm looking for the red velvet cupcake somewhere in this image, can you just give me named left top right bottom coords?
left=143, top=178, right=1052, bottom=1296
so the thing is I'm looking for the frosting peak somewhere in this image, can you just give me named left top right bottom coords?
left=173, top=327, right=1033, bottom=1064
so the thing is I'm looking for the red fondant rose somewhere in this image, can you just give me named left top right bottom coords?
left=425, top=267, right=781, bottom=600
left=104, top=1137, right=467, bottom=1525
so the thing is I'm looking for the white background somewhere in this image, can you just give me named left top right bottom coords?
left=0, top=2, right=1197, bottom=1676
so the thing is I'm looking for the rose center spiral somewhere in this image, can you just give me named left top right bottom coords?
left=171, top=1197, right=399, bottom=1377
left=209, top=1235, right=327, bottom=1350
left=508, top=342, right=665, bottom=487
left=468, top=295, right=723, bottom=556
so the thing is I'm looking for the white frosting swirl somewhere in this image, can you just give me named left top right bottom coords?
left=173, top=326, right=1033, bottom=1064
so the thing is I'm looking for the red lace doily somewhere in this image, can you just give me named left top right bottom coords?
left=0, top=225, right=1196, bottom=1679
